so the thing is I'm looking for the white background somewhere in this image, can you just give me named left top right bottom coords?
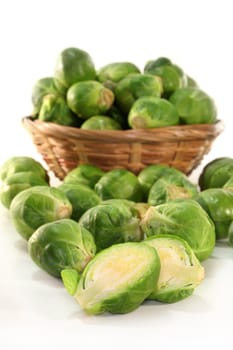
left=0, top=1, right=233, bottom=349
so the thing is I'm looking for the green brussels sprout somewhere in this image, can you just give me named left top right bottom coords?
left=54, top=47, right=96, bottom=88
left=128, top=96, right=179, bottom=129
left=63, top=164, right=105, bottom=189
left=28, top=218, right=96, bottom=278
left=62, top=242, right=160, bottom=314
left=138, top=164, right=186, bottom=198
left=169, top=87, right=217, bottom=124
left=144, top=235, right=204, bottom=303
left=115, top=73, right=163, bottom=115
left=10, top=186, right=72, bottom=240
left=97, top=62, right=140, bottom=85
left=223, top=175, right=233, bottom=191
left=31, top=77, right=65, bottom=115
left=194, top=188, right=233, bottom=240
left=0, top=156, right=48, bottom=182
left=94, top=168, right=144, bottom=202
left=79, top=201, right=143, bottom=251
left=198, top=157, right=233, bottom=190
left=102, top=198, right=150, bottom=221
left=144, top=57, right=172, bottom=72
left=228, top=221, right=233, bottom=247
left=80, top=115, right=122, bottom=130
left=148, top=173, right=198, bottom=206
left=0, top=171, right=49, bottom=209
left=67, top=81, right=114, bottom=118
left=38, top=94, right=78, bottom=126
left=58, top=183, right=101, bottom=221
left=140, top=199, right=215, bottom=261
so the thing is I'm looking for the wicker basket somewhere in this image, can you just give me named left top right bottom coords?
left=22, top=116, right=224, bottom=180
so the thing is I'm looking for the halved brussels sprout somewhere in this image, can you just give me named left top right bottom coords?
left=115, top=73, right=163, bottom=115
left=140, top=199, right=215, bottom=261
left=144, top=235, right=204, bottom=303
left=94, top=168, right=144, bottom=202
left=199, top=157, right=233, bottom=190
left=0, top=171, right=49, bottom=209
left=62, top=242, right=160, bottom=314
left=97, top=62, right=140, bottom=84
left=67, top=81, right=114, bottom=118
left=0, top=156, right=48, bottom=182
left=63, top=164, right=105, bottom=189
left=79, top=201, right=143, bottom=251
left=58, top=183, right=101, bottom=221
left=169, top=87, right=217, bottom=124
left=38, top=94, right=78, bottom=126
left=148, top=173, right=198, bottom=206
left=10, top=186, right=72, bottom=240
left=28, top=219, right=96, bottom=278
left=54, top=47, right=96, bottom=88
left=128, top=96, right=179, bottom=129
left=80, top=115, right=122, bottom=130
left=194, top=188, right=233, bottom=239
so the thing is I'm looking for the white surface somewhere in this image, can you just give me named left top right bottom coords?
left=0, top=1, right=233, bottom=349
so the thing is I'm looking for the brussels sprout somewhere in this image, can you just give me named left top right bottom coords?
left=128, top=96, right=179, bottom=129
left=67, top=81, right=114, bottom=118
left=199, top=157, right=233, bottom=190
left=62, top=242, right=160, bottom=314
left=79, top=201, right=143, bottom=250
left=138, top=164, right=186, bottom=198
left=140, top=199, right=215, bottom=261
left=144, top=57, right=172, bottom=72
left=115, top=73, right=163, bottom=115
left=0, top=156, right=48, bottom=182
left=28, top=219, right=96, bottom=278
left=0, top=171, right=49, bottom=209
left=80, top=115, right=122, bottom=130
left=148, top=173, right=198, bottom=206
left=194, top=188, right=233, bottom=240
left=144, top=235, right=204, bottom=303
left=223, top=175, right=233, bottom=191
left=97, top=62, right=140, bottom=85
left=10, top=186, right=72, bottom=240
left=63, top=164, right=105, bottom=189
left=58, top=183, right=101, bottom=221
left=31, top=77, right=65, bottom=115
left=54, top=47, right=96, bottom=88
left=169, top=87, right=217, bottom=124
left=94, top=168, right=144, bottom=202
left=38, top=94, right=78, bottom=126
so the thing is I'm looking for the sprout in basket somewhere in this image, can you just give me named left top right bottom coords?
left=28, top=218, right=96, bottom=278
left=10, top=186, right=72, bottom=240
left=194, top=188, right=233, bottom=240
left=0, top=156, right=48, bottom=182
left=54, top=47, right=96, bottom=89
left=80, top=115, right=122, bottom=130
left=38, top=94, right=79, bottom=126
left=79, top=200, right=143, bottom=251
left=58, top=183, right=101, bottom=221
left=97, top=61, right=140, bottom=86
left=61, top=242, right=160, bottom=314
left=63, top=164, right=105, bottom=189
left=128, top=96, right=179, bottom=129
left=114, top=73, right=163, bottom=115
left=169, top=87, right=217, bottom=124
left=144, top=235, right=205, bottom=303
left=67, top=81, right=114, bottom=119
left=198, top=157, right=233, bottom=190
left=0, top=171, right=49, bottom=209
left=31, top=77, right=65, bottom=115
left=148, top=173, right=198, bottom=206
left=138, top=164, right=188, bottom=198
left=140, top=199, right=215, bottom=261
left=95, top=168, right=144, bottom=202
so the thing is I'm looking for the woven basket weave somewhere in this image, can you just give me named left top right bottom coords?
left=22, top=116, right=224, bottom=180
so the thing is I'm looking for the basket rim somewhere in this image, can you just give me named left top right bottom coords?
left=22, top=116, right=224, bottom=143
